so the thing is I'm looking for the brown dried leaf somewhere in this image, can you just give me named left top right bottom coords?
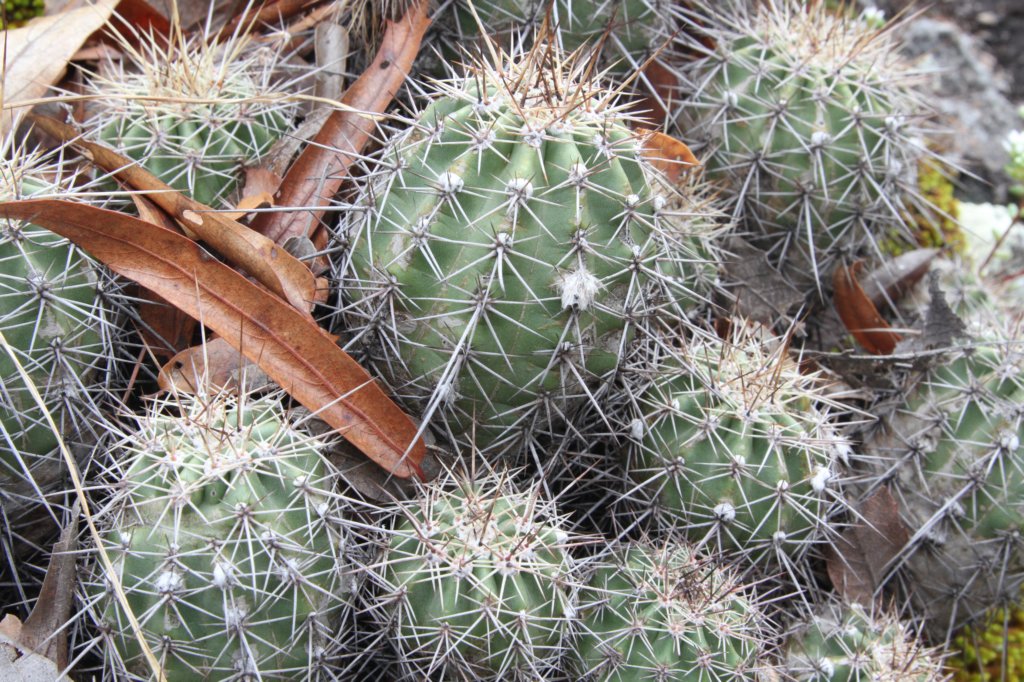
left=636, top=128, right=699, bottom=185
left=722, top=237, right=804, bottom=322
left=833, top=260, right=902, bottom=355
left=29, top=114, right=316, bottom=314
left=633, top=60, right=677, bottom=128
left=827, top=486, right=910, bottom=606
left=158, top=337, right=269, bottom=394
left=0, top=199, right=426, bottom=478
left=250, top=0, right=431, bottom=245
left=0, top=0, right=119, bottom=135
left=16, top=507, right=78, bottom=671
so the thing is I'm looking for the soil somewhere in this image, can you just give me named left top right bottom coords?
left=877, top=0, right=1024, bottom=103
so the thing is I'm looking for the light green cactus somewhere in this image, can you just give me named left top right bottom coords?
left=340, top=46, right=718, bottom=459
left=783, top=603, right=947, bottom=681
left=572, top=540, right=769, bottom=681
left=678, top=0, right=933, bottom=283
left=624, top=323, right=854, bottom=567
left=368, top=466, right=579, bottom=680
left=85, top=392, right=360, bottom=680
left=86, top=32, right=293, bottom=208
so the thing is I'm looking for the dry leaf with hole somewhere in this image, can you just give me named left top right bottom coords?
left=0, top=199, right=426, bottom=478
left=0, top=0, right=119, bottom=135
left=159, top=337, right=269, bottom=394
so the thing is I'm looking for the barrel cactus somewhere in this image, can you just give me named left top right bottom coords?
left=84, top=392, right=361, bottom=680
left=84, top=32, right=294, bottom=208
left=623, top=323, right=854, bottom=568
left=572, top=540, right=770, bottom=681
left=340, top=46, right=718, bottom=459
left=678, top=0, right=933, bottom=283
left=783, top=603, right=947, bottom=681
left=366, top=466, right=580, bottom=680
left=0, top=142, right=110, bottom=564
left=857, top=333, right=1024, bottom=636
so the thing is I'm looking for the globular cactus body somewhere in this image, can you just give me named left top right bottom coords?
left=341, top=49, right=715, bottom=458
left=86, top=394, right=358, bottom=680
left=86, top=35, right=293, bottom=207
left=858, top=337, right=1024, bottom=634
left=783, top=604, right=947, bottom=681
left=368, top=469, right=579, bottom=680
left=679, top=0, right=931, bottom=279
left=1, top=148, right=108, bottom=562
left=572, top=541, right=768, bottom=681
left=624, top=325, right=852, bottom=567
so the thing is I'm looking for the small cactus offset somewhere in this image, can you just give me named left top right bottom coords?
left=83, top=392, right=362, bottom=680
left=677, top=0, right=933, bottom=283
left=572, top=539, right=770, bottom=681
left=84, top=32, right=295, bottom=208
left=365, top=465, right=580, bottom=680
left=622, top=323, right=854, bottom=569
left=857, top=333, right=1024, bottom=635
left=783, top=603, right=948, bottom=681
left=340, top=44, right=718, bottom=459
left=0, top=140, right=111, bottom=563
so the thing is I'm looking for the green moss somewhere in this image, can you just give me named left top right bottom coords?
left=2, top=0, right=45, bottom=27
left=952, top=604, right=1024, bottom=682
left=883, top=158, right=964, bottom=256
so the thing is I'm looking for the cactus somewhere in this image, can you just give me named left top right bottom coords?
left=1, top=0, right=44, bottom=27
left=857, top=333, right=1024, bottom=636
left=622, top=323, right=854, bottom=568
left=340, top=45, right=718, bottom=459
left=84, top=31, right=294, bottom=208
left=572, top=540, right=770, bottom=681
left=0, top=141, right=111, bottom=565
left=783, top=603, right=947, bottom=681
left=951, top=601, right=1024, bottom=682
left=84, top=392, right=361, bottom=680
left=366, top=465, right=580, bottom=680
left=451, top=1, right=678, bottom=78
left=677, top=0, right=932, bottom=283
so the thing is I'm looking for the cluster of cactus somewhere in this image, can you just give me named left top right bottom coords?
left=573, top=540, right=770, bottom=681
left=782, top=603, right=947, bottom=681
left=84, top=392, right=361, bottom=680
left=857, top=334, right=1024, bottom=635
left=951, top=601, right=1024, bottom=682
left=621, top=324, right=853, bottom=568
left=365, top=467, right=579, bottom=680
left=677, top=0, right=932, bottom=283
left=340, top=47, right=717, bottom=459
left=84, top=33, right=294, bottom=207
left=0, top=140, right=111, bottom=565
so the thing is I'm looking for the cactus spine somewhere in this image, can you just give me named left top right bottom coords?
left=85, top=392, right=359, bottom=680
left=340, top=46, right=717, bottom=458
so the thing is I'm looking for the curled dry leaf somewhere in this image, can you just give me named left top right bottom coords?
left=250, top=0, right=432, bottom=245
left=833, top=260, right=902, bottom=355
left=827, top=486, right=910, bottom=607
left=28, top=114, right=317, bottom=314
left=0, top=199, right=426, bottom=479
left=859, top=248, right=939, bottom=311
left=633, top=60, right=678, bottom=128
